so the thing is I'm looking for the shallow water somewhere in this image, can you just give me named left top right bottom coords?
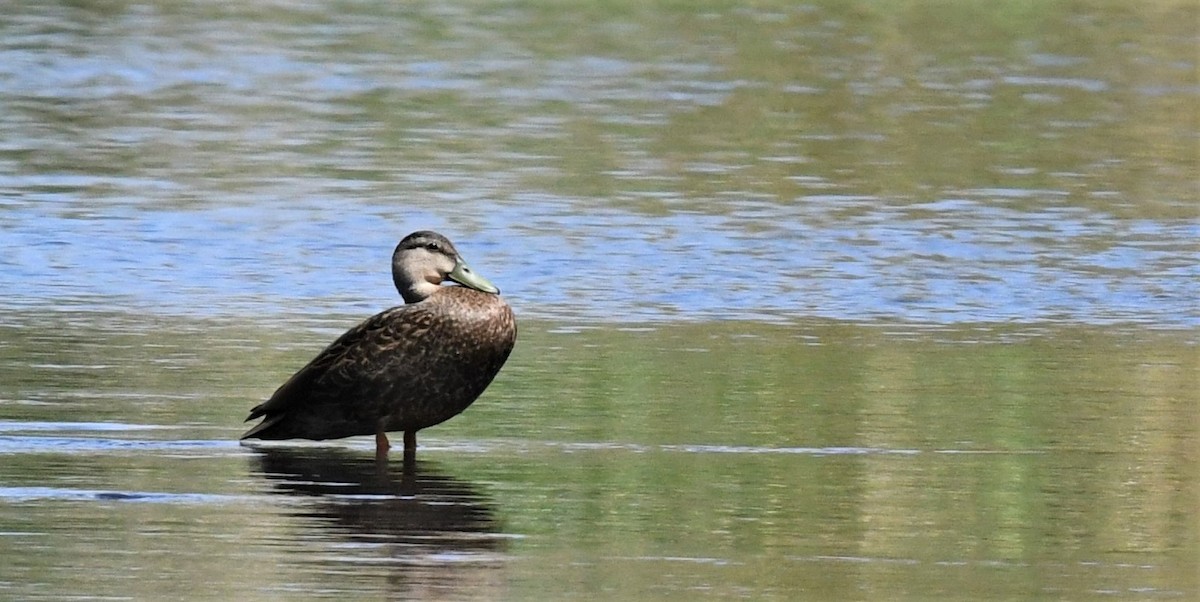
left=1, top=0, right=1198, bottom=600
left=1, top=0, right=1197, bottom=326
left=1, top=316, right=1196, bottom=600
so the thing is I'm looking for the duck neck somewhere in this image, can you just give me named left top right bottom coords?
left=396, top=277, right=439, bottom=304
left=392, top=256, right=445, bottom=304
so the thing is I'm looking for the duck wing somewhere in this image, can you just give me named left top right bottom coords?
left=241, top=304, right=425, bottom=437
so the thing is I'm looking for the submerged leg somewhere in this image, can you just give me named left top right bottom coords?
left=402, top=430, right=417, bottom=467
left=375, top=430, right=390, bottom=458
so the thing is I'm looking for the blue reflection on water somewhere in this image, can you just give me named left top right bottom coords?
left=2, top=196, right=1197, bottom=327
left=0, top=2, right=1195, bottom=328
left=0, top=486, right=251, bottom=504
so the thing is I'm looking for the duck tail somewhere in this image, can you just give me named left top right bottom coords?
left=240, top=414, right=286, bottom=440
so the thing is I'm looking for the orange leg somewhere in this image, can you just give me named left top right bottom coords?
left=375, top=430, right=391, bottom=458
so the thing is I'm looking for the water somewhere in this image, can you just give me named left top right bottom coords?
left=0, top=318, right=1196, bottom=599
left=1, top=0, right=1198, bottom=599
left=2, top=1, right=1197, bottom=326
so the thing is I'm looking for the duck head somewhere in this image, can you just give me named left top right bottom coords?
left=391, top=231, right=500, bottom=303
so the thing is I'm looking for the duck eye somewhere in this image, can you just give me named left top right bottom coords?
left=424, top=242, right=439, bottom=252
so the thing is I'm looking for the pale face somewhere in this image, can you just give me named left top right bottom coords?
left=391, top=231, right=499, bottom=303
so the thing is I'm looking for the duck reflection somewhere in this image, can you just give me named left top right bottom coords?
left=251, top=447, right=506, bottom=599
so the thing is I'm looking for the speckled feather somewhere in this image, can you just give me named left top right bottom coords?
left=241, top=278, right=516, bottom=442
left=241, top=230, right=517, bottom=449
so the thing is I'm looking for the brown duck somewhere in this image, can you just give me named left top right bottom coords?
left=241, top=231, right=516, bottom=458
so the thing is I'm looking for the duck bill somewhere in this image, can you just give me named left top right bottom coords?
left=447, top=258, right=500, bottom=294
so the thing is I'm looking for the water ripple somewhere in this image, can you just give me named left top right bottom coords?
left=0, top=486, right=256, bottom=505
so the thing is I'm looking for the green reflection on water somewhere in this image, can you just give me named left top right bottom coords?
left=1, top=312, right=1196, bottom=599
left=1, top=0, right=1198, bottom=596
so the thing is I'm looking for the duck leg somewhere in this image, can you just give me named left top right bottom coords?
left=375, top=430, right=391, bottom=458
left=401, top=431, right=417, bottom=467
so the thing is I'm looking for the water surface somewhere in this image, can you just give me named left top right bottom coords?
left=0, top=0, right=1195, bottom=325
left=1, top=316, right=1196, bottom=599
left=1, top=0, right=1197, bottom=600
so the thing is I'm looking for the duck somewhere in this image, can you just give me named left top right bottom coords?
left=241, top=231, right=516, bottom=458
